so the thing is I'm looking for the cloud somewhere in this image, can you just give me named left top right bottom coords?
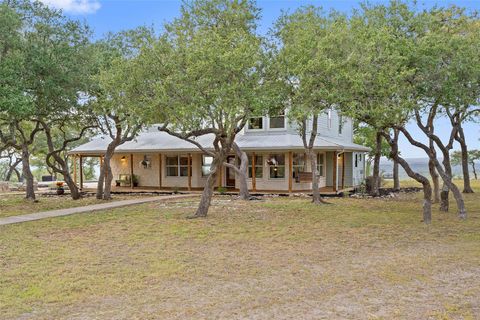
left=39, top=0, right=101, bottom=14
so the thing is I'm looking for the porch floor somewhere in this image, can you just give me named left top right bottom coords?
left=81, top=186, right=355, bottom=196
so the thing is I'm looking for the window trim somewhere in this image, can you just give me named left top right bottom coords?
left=247, top=154, right=263, bottom=179
left=292, top=153, right=306, bottom=179
left=268, top=111, right=287, bottom=131
left=165, top=155, right=190, bottom=177
left=246, top=116, right=265, bottom=132
left=338, top=114, right=343, bottom=135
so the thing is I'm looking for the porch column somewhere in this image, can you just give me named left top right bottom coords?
left=332, top=151, right=337, bottom=192
left=79, top=155, right=83, bottom=190
left=73, top=155, right=77, bottom=185
left=130, top=154, right=134, bottom=189
left=288, top=151, right=293, bottom=193
left=252, top=152, right=256, bottom=191
left=341, top=153, right=345, bottom=189
left=158, top=153, right=162, bottom=189
left=187, top=153, right=192, bottom=191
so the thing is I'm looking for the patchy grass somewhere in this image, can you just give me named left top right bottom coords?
left=0, top=181, right=479, bottom=319
left=0, top=193, right=153, bottom=218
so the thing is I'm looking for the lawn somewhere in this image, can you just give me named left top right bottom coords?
left=0, top=181, right=479, bottom=319
left=0, top=192, right=154, bottom=218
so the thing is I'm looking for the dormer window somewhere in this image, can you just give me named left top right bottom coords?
left=338, top=114, right=343, bottom=134
left=269, top=110, right=285, bottom=129
left=248, top=117, right=263, bottom=130
left=328, top=109, right=332, bottom=129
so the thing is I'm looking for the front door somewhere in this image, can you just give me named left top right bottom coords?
left=226, top=156, right=236, bottom=187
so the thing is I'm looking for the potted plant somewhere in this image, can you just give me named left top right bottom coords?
left=56, top=181, right=65, bottom=195
left=132, top=175, right=139, bottom=188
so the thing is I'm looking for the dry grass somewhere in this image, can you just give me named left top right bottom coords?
left=0, top=193, right=153, bottom=218
left=0, top=181, right=479, bottom=319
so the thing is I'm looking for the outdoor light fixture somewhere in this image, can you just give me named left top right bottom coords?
left=121, top=156, right=126, bottom=162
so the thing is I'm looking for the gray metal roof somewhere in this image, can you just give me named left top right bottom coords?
left=70, top=131, right=370, bottom=155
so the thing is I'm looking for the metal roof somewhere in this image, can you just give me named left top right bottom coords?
left=70, top=131, right=370, bottom=155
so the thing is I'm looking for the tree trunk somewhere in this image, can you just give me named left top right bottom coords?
left=429, top=159, right=441, bottom=203
left=21, top=146, right=35, bottom=201
left=310, top=150, right=320, bottom=204
left=103, top=153, right=114, bottom=200
left=393, top=159, right=400, bottom=191
left=64, top=171, right=81, bottom=200
left=96, top=162, right=105, bottom=200
left=439, top=182, right=449, bottom=212
left=5, top=159, right=21, bottom=181
left=472, top=162, right=478, bottom=180
left=382, top=131, right=432, bottom=224
left=459, top=138, right=473, bottom=193
left=191, top=155, right=223, bottom=218
left=371, top=131, right=382, bottom=196
left=232, top=143, right=250, bottom=200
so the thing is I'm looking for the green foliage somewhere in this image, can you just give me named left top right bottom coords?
left=142, top=0, right=270, bottom=136
left=274, top=7, right=351, bottom=122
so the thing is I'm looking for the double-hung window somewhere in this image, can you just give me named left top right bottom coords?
left=247, top=154, right=263, bottom=178
left=267, top=154, right=285, bottom=179
left=292, top=153, right=306, bottom=179
left=269, top=111, right=285, bottom=129
left=165, top=155, right=190, bottom=177
left=248, top=117, right=263, bottom=130
left=317, top=153, right=325, bottom=177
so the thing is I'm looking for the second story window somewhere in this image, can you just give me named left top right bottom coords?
left=338, top=114, right=343, bottom=134
left=248, top=117, right=263, bottom=130
left=269, top=110, right=285, bottom=129
left=328, top=109, right=332, bottom=129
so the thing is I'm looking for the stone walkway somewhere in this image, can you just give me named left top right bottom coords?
left=0, top=194, right=198, bottom=226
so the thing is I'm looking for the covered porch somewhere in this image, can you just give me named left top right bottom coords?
left=70, top=150, right=361, bottom=195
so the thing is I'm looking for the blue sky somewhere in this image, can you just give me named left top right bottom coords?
left=51, top=0, right=480, bottom=158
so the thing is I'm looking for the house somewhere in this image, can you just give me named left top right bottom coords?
left=70, top=110, right=369, bottom=193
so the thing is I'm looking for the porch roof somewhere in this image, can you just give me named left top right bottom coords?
left=70, top=131, right=370, bottom=155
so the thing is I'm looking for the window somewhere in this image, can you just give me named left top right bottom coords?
left=269, top=110, right=285, bottom=129
left=248, top=117, right=263, bottom=130
left=328, top=109, right=332, bottom=129
left=165, top=155, right=190, bottom=177
left=166, top=156, right=178, bottom=176
left=202, top=155, right=213, bottom=176
left=338, top=114, right=343, bottom=134
left=292, top=153, right=306, bottom=179
left=248, top=154, right=263, bottom=178
left=317, top=153, right=325, bottom=177
left=267, top=154, right=285, bottom=179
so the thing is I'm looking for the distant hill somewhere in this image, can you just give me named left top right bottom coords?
left=379, top=157, right=479, bottom=179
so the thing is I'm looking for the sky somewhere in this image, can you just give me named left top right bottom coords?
left=41, top=0, right=480, bottom=158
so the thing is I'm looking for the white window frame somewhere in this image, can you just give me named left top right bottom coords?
left=267, top=110, right=287, bottom=131
left=165, top=155, right=190, bottom=177
left=338, top=114, right=344, bottom=135
left=246, top=116, right=265, bottom=132
left=327, top=109, right=333, bottom=129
